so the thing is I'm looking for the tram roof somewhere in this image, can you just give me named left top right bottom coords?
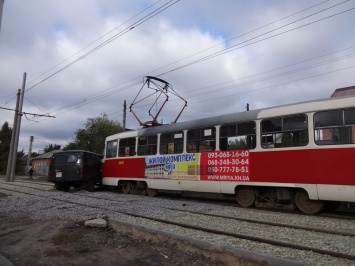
left=137, top=95, right=355, bottom=136
left=106, top=95, right=355, bottom=141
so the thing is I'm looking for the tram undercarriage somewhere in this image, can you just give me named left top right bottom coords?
left=236, top=186, right=341, bottom=214
left=117, top=180, right=342, bottom=215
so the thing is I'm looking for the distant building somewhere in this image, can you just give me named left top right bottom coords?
left=31, top=150, right=62, bottom=176
left=321, top=85, right=355, bottom=143
left=330, top=86, right=355, bottom=97
left=0, top=0, right=4, bottom=31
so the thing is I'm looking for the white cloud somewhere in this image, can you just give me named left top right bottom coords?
left=1, top=0, right=355, bottom=153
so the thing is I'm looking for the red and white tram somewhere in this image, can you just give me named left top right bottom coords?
left=102, top=95, right=355, bottom=214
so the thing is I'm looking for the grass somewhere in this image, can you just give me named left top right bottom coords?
left=75, top=244, right=90, bottom=254
left=133, top=260, right=151, bottom=266
left=52, top=232, right=82, bottom=245
left=37, top=176, right=49, bottom=181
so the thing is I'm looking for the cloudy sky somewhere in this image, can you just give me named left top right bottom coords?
left=1, top=0, right=355, bottom=153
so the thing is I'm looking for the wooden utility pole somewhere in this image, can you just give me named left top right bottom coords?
left=123, top=100, right=126, bottom=131
left=5, top=89, right=20, bottom=182
left=26, top=136, right=34, bottom=172
left=9, top=72, right=26, bottom=182
left=0, top=0, right=4, bottom=31
left=4, top=73, right=55, bottom=182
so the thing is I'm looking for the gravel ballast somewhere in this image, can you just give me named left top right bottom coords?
left=0, top=180, right=355, bottom=266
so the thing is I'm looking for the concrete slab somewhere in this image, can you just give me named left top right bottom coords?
left=84, top=218, right=107, bottom=228
left=110, top=218, right=309, bottom=266
left=0, top=253, right=13, bottom=266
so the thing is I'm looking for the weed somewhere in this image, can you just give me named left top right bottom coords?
left=52, top=232, right=81, bottom=245
left=133, top=260, right=151, bottom=266
left=75, top=244, right=90, bottom=254
left=37, top=176, right=49, bottom=181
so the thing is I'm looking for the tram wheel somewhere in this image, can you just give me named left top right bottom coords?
left=294, top=189, right=323, bottom=214
left=236, top=186, right=255, bottom=207
left=146, top=187, right=158, bottom=197
left=122, top=181, right=132, bottom=194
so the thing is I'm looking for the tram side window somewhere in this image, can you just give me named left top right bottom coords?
left=220, top=122, right=256, bottom=150
left=187, top=127, right=216, bottom=153
left=314, top=109, right=355, bottom=145
left=261, top=114, right=308, bottom=149
left=118, top=137, right=136, bottom=157
left=137, top=135, right=158, bottom=156
left=160, top=131, right=184, bottom=154
left=105, top=140, right=118, bottom=158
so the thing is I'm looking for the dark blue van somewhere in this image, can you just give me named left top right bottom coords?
left=48, top=150, right=103, bottom=192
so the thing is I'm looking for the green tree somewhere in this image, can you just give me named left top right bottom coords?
left=63, top=114, right=123, bottom=154
left=44, top=143, right=61, bottom=153
left=0, top=122, right=12, bottom=174
left=63, top=141, right=78, bottom=150
left=228, top=137, right=247, bottom=150
left=31, top=152, right=39, bottom=158
left=16, top=149, right=25, bottom=174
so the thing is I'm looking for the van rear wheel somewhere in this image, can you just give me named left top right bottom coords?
left=55, top=182, right=70, bottom=192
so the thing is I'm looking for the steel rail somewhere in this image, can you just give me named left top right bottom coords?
left=1, top=180, right=355, bottom=237
left=1, top=185, right=355, bottom=261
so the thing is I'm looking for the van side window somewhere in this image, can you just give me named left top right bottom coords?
left=187, top=127, right=216, bottom=153
left=261, top=114, right=308, bottom=149
left=138, top=135, right=157, bottom=156
left=314, top=108, right=355, bottom=145
left=160, top=131, right=184, bottom=154
left=220, top=121, right=256, bottom=150
left=67, top=154, right=78, bottom=163
left=119, top=137, right=136, bottom=157
left=106, top=140, right=118, bottom=158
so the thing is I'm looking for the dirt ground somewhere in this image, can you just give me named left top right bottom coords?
left=0, top=193, right=226, bottom=266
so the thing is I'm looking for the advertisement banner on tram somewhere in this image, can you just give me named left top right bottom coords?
left=144, top=150, right=250, bottom=182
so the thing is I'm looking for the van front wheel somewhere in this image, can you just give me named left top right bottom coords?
left=86, top=179, right=95, bottom=192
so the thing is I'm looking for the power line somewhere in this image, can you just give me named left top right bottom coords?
left=22, top=0, right=324, bottom=114
left=21, top=44, right=355, bottom=129
left=25, top=0, right=181, bottom=93
left=158, top=3, right=354, bottom=76
left=17, top=0, right=342, bottom=117
left=140, top=0, right=331, bottom=77
left=189, top=65, right=355, bottom=106
left=19, top=2, right=354, bottom=129
left=25, top=0, right=163, bottom=88
left=186, top=53, right=355, bottom=99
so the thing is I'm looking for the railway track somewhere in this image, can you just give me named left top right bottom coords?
left=2, top=179, right=355, bottom=223
left=1, top=178, right=355, bottom=265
